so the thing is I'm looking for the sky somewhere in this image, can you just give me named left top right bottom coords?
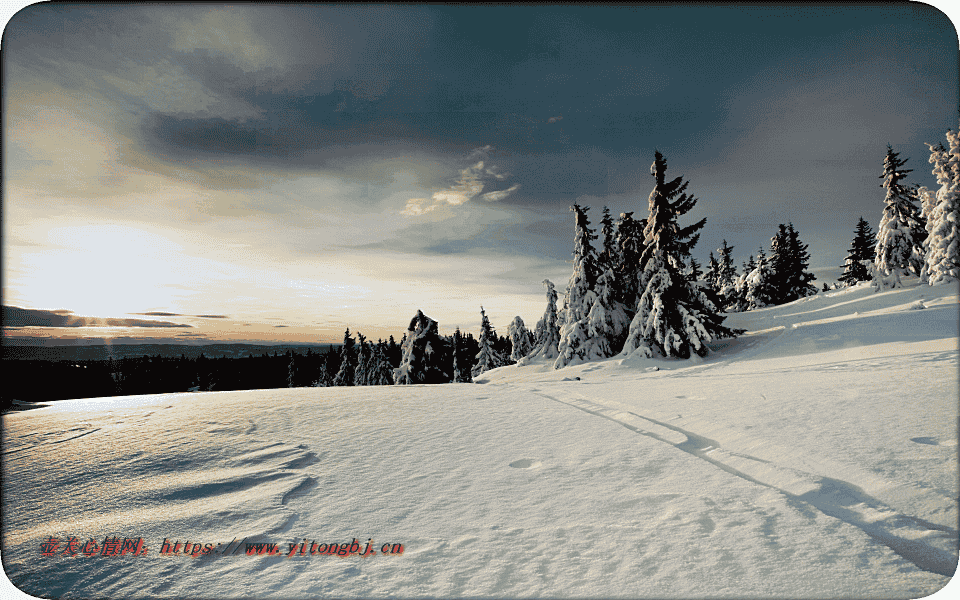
left=2, top=3, right=958, bottom=345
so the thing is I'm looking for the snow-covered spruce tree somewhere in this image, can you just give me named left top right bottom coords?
left=875, top=145, right=926, bottom=287
left=394, top=310, right=450, bottom=385
left=554, top=204, right=603, bottom=368
left=583, top=268, right=632, bottom=357
left=621, top=151, right=739, bottom=358
left=614, top=211, right=645, bottom=310
left=923, top=131, right=960, bottom=285
left=838, top=217, right=877, bottom=286
left=526, top=279, right=561, bottom=360
left=687, top=257, right=703, bottom=283
left=742, top=250, right=777, bottom=309
left=452, top=328, right=473, bottom=382
left=599, top=206, right=618, bottom=273
left=473, top=306, right=507, bottom=376
left=331, top=329, right=356, bottom=386
left=507, top=316, right=534, bottom=363
left=715, top=240, right=738, bottom=308
left=368, top=342, right=395, bottom=385
left=768, top=223, right=817, bottom=303
left=353, top=333, right=370, bottom=386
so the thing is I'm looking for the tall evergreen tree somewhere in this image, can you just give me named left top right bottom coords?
left=715, top=240, right=738, bottom=306
left=838, top=217, right=877, bottom=286
left=353, top=333, right=370, bottom=386
left=331, top=329, right=356, bottom=386
left=923, top=130, right=960, bottom=285
left=526, top=279, right=562, bottom=360
left=555, top=204, right=603, bottom=368
left=875, top=145, right=926, bottom=287
left=769, top=223, right=817, bottom=302
left=621, top=151, right=739, bottom=358
left=473, top=306, right=507, bottom=376
left=687, top=257, right=703, bottom=283
left=614, top=211, right=645, bottom=309
left=507, top=316, right=535, bottom=363
left=394, top=310, right=449, bottom=384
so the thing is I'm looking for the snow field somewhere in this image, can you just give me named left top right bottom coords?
left=2, top=277, right=958, bottom=598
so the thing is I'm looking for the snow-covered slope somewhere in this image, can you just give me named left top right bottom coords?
left=3, top=279, right=958, bottom=599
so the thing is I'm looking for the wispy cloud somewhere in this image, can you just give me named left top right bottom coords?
left=402, top=147, right=521, bottom=216
left=4, top=306, right=191, bottom=328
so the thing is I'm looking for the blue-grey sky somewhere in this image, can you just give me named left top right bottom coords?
left=3, top=3, right=958, bottom=344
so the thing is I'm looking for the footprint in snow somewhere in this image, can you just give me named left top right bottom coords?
left=509, top=458, right=541, bottom=469
left=910, top=437, right=940, bottom=445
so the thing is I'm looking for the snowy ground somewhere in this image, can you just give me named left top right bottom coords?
left=2, top=278, right=958, bottom=599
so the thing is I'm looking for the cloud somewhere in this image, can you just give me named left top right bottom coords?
left=195, top=314, right=229, bottom=319
left=135, top=312, right=183, bottom=317
left=3, top=306, right=192, bottom=328
left=402, top=147, right=521, bottom=216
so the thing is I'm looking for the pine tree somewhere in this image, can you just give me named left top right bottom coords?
left=923, top=130, right=960, bottom=285
left=332, top=329, right=356, bottom=386
left=875, top=145, right=926, bottom=287
left=526, top=279, right=561, bottom=360
left=838, top=217, right=877, bottom=286
left=507, top=316, right=534, bottom=362
left=621, top=151, right=739, bottom=358
left=394, top=310, right=450, bottom=384
left=473, top=306, right=507, bottom=376
left=555, top=204, right=603, bottom=368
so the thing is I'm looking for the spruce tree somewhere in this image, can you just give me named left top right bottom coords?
left=555, top=204, right=603, bottom=368
left=507, top=316, right=534, bottom=362
left=875, top=145, right=926, bottom=287
left=923, top=130, right=960, bottom=285
left=332, top=329, right=356, bottom=386
left=621, top=151, right=739, bottom=358
left=526, top=279, right=561, bottom=360
left=838, top=217, right=877, bottom=286
left=769, top=223, right=817, bottom=302
left=614, top=211, right=645, bottom=309
left=394, top=310, right=450, bottom=384
left=687, top=257, right=703, bottom=283
left=473, top=306, right=507, bottom=376
left=715, top=240, right=738, bottom=307
left=352, top=333, right=367, bottom=386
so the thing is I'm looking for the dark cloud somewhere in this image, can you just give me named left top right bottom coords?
left=135, top=311, right=183, bottom=317
left=195, top=314, right=229, bottom=319
left=3, top=306, right=191, bottom=328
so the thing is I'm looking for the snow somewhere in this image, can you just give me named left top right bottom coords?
left=3, top=278, right=959, bottom=599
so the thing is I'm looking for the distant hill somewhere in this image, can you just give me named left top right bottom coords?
left=2, top=343, right=340, bottom=362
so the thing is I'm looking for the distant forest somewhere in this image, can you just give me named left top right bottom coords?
left=1, top=330, right=515, bottom=406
